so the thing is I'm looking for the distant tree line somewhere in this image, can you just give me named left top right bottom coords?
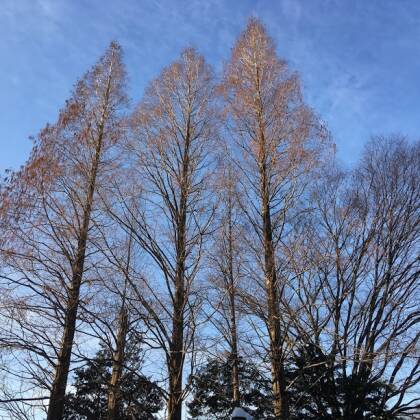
left=0, top=18, right=418, bottom=420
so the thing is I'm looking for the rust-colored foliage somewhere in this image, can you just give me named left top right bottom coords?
left=222, top=18, right=329, bottom=182
left=0, top=41, right=127, bottom=420
left=221, top=18, right=330, bottom=420
left=127, top=48, right=218, bottom=420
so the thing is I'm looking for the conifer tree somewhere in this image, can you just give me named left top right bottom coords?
left=63, top=340, right=163, bottom=420
left=221, top=18, right=328, bottom=419
left=0, top=42, right=127, bottom=420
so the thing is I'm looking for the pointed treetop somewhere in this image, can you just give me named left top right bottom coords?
left=229, top=17, right=283, bottom=73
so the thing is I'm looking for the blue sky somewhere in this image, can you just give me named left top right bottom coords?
left=1, top=0, right=419, bottom=173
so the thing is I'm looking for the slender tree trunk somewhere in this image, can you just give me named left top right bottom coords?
left=47, top=125, right=105, bottom=420
left=262, top=199, right=286, bottom=419
left=107, top=305, right=128, bottom=420
left=46, top=258, right=85, bottom=420
left=260, top=156, right=288, bottom=419
left=167, top=245, right=185, bottom=420
left=129, top=51, right=214, bottom=420
left=167, top=296, right=184, bottom=420
left=47, top=209, right=93, bottom=420
left=229, top=285, right=240, bottom=407
left=167, top=131, right=189, bottom=420
left=254, top=56, right=288, bottom=418
left=227, top=196, right=240, bottom=406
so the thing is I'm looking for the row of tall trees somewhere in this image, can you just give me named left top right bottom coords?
left=0, top=19, right=418, bottom=420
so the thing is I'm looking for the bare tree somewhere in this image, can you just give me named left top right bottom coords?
left=221, top=18, right=328, bottom=419
left=0, top=42, right=127, bottom=420
left=205, top=162, right=244, bottom=406
left=289, top=136, right=419, bottom=418
left=86, top=220, right=153, bottom=420
left=109, top=48, right=218, bottom=420
left=104, top=254, right=132, bottom=420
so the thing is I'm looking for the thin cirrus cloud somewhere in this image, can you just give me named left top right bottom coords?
left=1, top=0, right=419, bottom=172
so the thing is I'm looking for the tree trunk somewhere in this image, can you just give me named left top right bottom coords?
left=167, top=130, right=189, bottom=420
left=260, top=157, right=288, bottom=419
left=262, top=203, right=287, bottom=419
left=230, top=297, right=240, bottom=406
left=107, top=306, right=128, bottom=420
left=230, top=287, right=240, bottom=407
left=47, top=126, right=105, bottom=420
left=167, top=261, right=185, bottom=420
left=227, top=196, right=240, bottom=406
left=167, top=330, right=183, bottom=420
left=46, top=260, right=84, bottom=420
left=47, top=215, right=93, bottom=420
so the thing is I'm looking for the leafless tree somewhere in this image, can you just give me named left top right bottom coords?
left=288, top=136, right=419, bottom=417
left=220, top=18, right=329, bottom=419
left=108, top=48, right=218, bottom=420
left=0, top=42, right=127, bottom=420
left=91, top=209, right=173, bottom=416
left=204, top=161, right=245, bottom=406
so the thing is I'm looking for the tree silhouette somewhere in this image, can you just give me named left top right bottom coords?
left=64, top=340, right=163, bottom=420
left=187, top=356, right=274, bottom=419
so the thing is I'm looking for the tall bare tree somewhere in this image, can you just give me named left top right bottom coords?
left=221, top=18, right=328, bottom=419
left=288, top=136, right=419, bottom=418
left=206, top=162, right=244, bottom=406
left=109, top=48, right=217, bottom=420
left=0, top=42, right=127, bottom=420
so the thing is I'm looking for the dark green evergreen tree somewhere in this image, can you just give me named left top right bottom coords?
left=187, top=356, right=274, bottom=419
left=63, top=341, right=163, bottom=420
left=188, top=348, right=400, bottom=420
left=288, top=343, right=399, bottom=420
